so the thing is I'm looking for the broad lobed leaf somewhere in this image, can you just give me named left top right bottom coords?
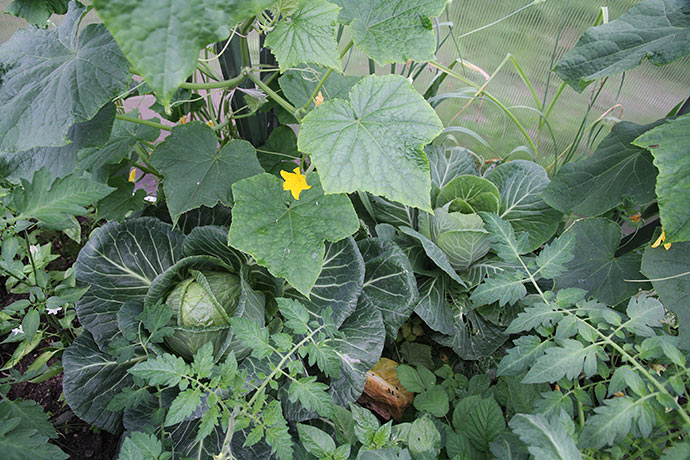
left=298, top=74, right=443, bottom=212
left=0, top=1, right=129, bottom=152
left=228, top=172, right=358, bottom=296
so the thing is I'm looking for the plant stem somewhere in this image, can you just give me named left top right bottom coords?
left=22, top=231, right=38, bottom=286
left=298, top=40, right=354, bottom=113
left=245, top=70, right=300, bottom=121
left=115, top=114, right=171, bottom=132
left=178, top=72, right=247, bottom=90
left=133, top=144, right=162, bottom=179
left=429, top=61, right=537, bottom=153
left=245, top=325, right=324, bottom=408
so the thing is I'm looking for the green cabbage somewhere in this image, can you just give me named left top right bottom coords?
left=164, top=271, right=242, bottom=360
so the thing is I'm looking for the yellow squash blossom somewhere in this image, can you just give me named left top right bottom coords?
left=280, top=167, right=311, bottom=200
left=651, top=229, right=672, bottom=250
left=128, top=168, right=137, bottom=182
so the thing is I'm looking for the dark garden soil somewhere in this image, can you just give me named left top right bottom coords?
left=1, top=349, right=121, bottom=460
left=1, top=218, right=120, bottom=460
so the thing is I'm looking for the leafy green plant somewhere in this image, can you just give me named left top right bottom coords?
left=0, top=392, right=68, bottom=460
left=0, top=0, right=689, bottom=459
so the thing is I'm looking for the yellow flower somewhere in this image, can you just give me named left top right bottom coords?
left=651, top=229, right=672, bottom=250
left=128, top=168, right=137, bottom=182
left=179, top=115, right=188, bottom=124
left=206, top=120, right=214, bottom=127
left=629, top=212, right=641, bottom=223
left=280, top=167, right=311, bottom=200
left=314, top=91, right=324, bottom=107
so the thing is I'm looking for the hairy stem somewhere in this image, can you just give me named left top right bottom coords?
left=115, top=114, right=171, bottom=132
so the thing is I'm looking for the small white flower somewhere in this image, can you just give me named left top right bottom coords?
left=11, top=325, right=23, bottom=335
left=29, top=245, right=40, bottom=258
left=144, top=195, right=157, bottom=203
left=47, top=306, right=62, bottom=315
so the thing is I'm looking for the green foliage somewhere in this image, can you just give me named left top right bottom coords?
left=641, top=241, right=690, bottom=347
left=486, top=160, right=561, bottom=251
left=0, top=397, right=68, bottom=460
left=543, top=121, right=661, bottom=217
left=12, top=169, right=114, bottom=230
left=633, top=114, right=690, bottom=243
left=265, top=0, right=341, bottom=72
left=510, top=413, right=581, bottom=460
left=93, top=0, right=271, bottom=106
left=1, top=0, right=689, bottom=458
left=5, top=0, right=69, bottom=26
left=298, top=74, right=443, bottom=212
left=228, top=172, right=358, bottom=296
left=151, top=123, right=263, bottom=222
left=0, top=1, right=129, bottom=152
left=555, top=0, right=690, bottom=91
left=332, top=0, right=447, bottom=64
left=552, top=218, right=644, bottom=305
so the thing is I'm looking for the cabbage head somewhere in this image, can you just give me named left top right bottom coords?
left=161, top=271, right=243, bottom=360
left=416, top=174, right=500, bottom=272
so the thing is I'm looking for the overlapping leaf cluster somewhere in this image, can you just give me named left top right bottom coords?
left=1, top=0, right=689, bottom=459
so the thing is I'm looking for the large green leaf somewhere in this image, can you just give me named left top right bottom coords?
left=228, top=173, right=358, bottom=296
left=641, top=242, right=690, bottom=348
left=63, top=331, right=143, bottom=434
left=0, top=1, right=129, bottom=152
left=328, top=297, right=386, bottom=405
left=285, top=238, right=365, bottom=327
left=256, top=126, right=301, bottom=176
left=152, top=123, right=264, bottom=222
left=634, top=114, right=690, bottom=243
left=78, top=109, right=160, bottom=171
left=279, top=66, right=360, bottom=110
left=509, top=413, right=582, bottom=460
left=96, top=177, right=147, bottom=222
left=358, top=238, right=418, bottom=340
left=75, top=217, right=185, bottom=347
left=5, top=0, right=69, bottom=25
left=436, top=175, right=500, bottom=214
left=298, top=74, right=443, bottom=212
left=427, top=145, right=479, bottom=191
left=0, top=103, right=116, bottom=183
left=93, top=0, right=271, bottom=106
left=12, top=169, right=114, bottom=230
left=453, top=395, right=506, bottom=452
left=543, top=121, right=661, bottom=217
left=265, top=0, right=341, bottom=72
left=399, top=226, right=466, bottom=284
left=332, top=0, right=447, bottom=64
left=487, top=160, right=561, bottom=251
left=555, top=0, right=690, bottom=91
left=433, top=311, right=508, bottom=360
left=414, top=275, right=455, bottom=336
left=578, top=396, right=654, bottom=449
left=553, top=218, right=644, bottom=305
left=428, top=210, right=491, bottom=272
